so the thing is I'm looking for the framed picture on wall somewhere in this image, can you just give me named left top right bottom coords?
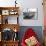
left=2, top=10, right=9, bottom=15
left=23, top=8, right=38, bottom=20
left=8, top=16, right=18, bottom=24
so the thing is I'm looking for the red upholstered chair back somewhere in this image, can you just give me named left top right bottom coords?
left=21, top=28, right=41, bottom=46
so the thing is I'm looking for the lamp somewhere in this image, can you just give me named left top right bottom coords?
left=15, top=0, right=17, bottom=7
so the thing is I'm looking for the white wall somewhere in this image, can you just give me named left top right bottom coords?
left=0, top=0, right=44, bottom=26
left=17, top=0, right=44, bottom=26
left=0, top=0, right=15, bottom=7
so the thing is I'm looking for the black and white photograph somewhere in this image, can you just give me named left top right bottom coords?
left=23, top=9, right=38, bottom=20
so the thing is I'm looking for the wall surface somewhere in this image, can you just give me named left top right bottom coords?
left=0, top=0, right=44, bottom=26
left=0, top=0, right=15, bottom=7
left=17, top=0, right=44, bottom=26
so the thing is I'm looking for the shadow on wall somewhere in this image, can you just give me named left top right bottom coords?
left=18, top=26, right=43, bottom=44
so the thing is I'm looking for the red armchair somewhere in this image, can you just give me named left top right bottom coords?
left=21, top=28, right=41, bottom=46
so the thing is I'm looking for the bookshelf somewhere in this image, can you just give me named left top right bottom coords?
left=0, top=7, right=19, bottom=46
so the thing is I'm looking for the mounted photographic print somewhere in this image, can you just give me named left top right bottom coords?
left=8, top=16, right=18, bottom=24
left=23, top=8, right=38, bottom=20
left=2, top=10, right=9, bottom=15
